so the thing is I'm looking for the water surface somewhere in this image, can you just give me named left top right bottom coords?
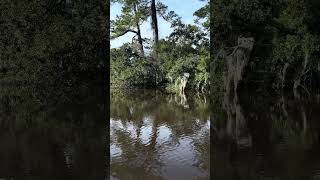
left=212, top=93, right=320, bottom=180
left=3, top=85, right=320, bottom=180
left=110, top=90, right=210, bottom=179
left=0, top=85, right=107, bottom=180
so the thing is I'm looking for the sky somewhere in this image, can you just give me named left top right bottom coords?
left=110, top=0, right=207, bottom=48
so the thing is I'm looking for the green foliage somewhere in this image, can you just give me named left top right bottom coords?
left=111, top=45, right=152, bottom=88
left=111, top=0, right=148, bottom=38
left=211, top=0, right=273, bottom=49
left=111, top=37, right=209, bottom=92
left=193, top=0, right=210, bottom=31
left=271, top=0, right=320, bottom=90
left=111, top=0, right=210, bottom=93
left=0, top=0, right=108, bottom=85
left=211, top=0, right=320, bottom=94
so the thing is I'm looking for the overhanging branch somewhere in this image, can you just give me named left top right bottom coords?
left=111, top=29, right=138, bottom=39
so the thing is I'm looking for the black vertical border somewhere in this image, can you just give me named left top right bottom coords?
left=105, top=0, right=110, bottom=179
left=209, top=0, right=214, bottom=178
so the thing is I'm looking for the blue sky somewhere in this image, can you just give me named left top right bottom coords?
left=110, top=0, right=207, bottom=48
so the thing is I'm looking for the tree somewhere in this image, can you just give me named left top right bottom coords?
left=150, top=0, right=159, bottom=46
left=193, top=0, right=210, bottom=33
left=110, top=0, right=210, bottom=92
left=210, top=0, right=320, bottom=95
left=111, top=0, right=148, bottom=57
left=0, top=0, right=108, bottom=85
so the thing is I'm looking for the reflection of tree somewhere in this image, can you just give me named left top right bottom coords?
left=211, top=92, right=320, bottom=180
left=110, top=90, right=210, bottom=179
left=0, top=86, right=107, bottom=180
left=111, top=121, right=164, bottom=178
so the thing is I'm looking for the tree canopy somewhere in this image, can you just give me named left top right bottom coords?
left=111, top=0, right=209, bottom=93
left=210, top=0, right=320, bottom=96
left=0, top=0, right=108, bottom=87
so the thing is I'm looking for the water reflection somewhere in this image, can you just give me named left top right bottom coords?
left=212, top=92, right=320, bottom=180
left=0, top=85, right=107, bottom=180
left=110, top=90, right=210, bottom=180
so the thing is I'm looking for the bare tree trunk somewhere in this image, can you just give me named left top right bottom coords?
left=151, top=0, right=159, bottom=47
left=133, top=3, right=144, bottom=57
left=150, top=0, right=159, bottom=85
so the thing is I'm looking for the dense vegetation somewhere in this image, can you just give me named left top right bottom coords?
left=211, top=0, right=320, bottom=97
left=110, top=0, right=209, bottom=93
left=0, top=0, right=108, bottom=87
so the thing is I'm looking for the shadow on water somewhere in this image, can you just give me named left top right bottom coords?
left=110, top=90, right=210, bottom=180
left=211, top=91, right=320, bottom=180
left=0, top=85, right=107, bottom=180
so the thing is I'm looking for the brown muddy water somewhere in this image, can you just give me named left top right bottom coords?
left=2, top=86, right=320, bottom=180
left=111, top=90, right=320, bottom=180
left=212, top=93, right=320, bottom=180
left=0, top=86, right=107, bottom=180
left=110, top=90, right=210, bottom=180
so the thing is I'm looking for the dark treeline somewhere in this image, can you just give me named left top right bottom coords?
left=0, top=1, right=109, bottom=179
left=211, top=0, right=320, bottom=97
left=0, top=0, right=108, bottom=88
left=210, top=2, right=320, bottom=178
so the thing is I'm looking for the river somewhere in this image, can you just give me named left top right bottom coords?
left=1, top=86, right=320, bottom=180
left=110, top=90, right=210, bottom=179
left=0, top=85, right=107, bottom=180
left=111, top=90, right=320, bottom=180
left=212, top=92, right=320, bottom=180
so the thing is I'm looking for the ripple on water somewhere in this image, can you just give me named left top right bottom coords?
left=110, top=144, right=122, bottom=158
left=156, top=125, right=172, bottom=145
left=140, top=124, right=153, bottom=145
left=159, top=136, right=196, bottom=166
left=110, top=91, right=210, bottom=179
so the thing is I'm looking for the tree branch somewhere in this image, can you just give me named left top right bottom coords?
left=132, top=34, right=138, bottom=44
left=111, top=29, right=138, bottom=39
